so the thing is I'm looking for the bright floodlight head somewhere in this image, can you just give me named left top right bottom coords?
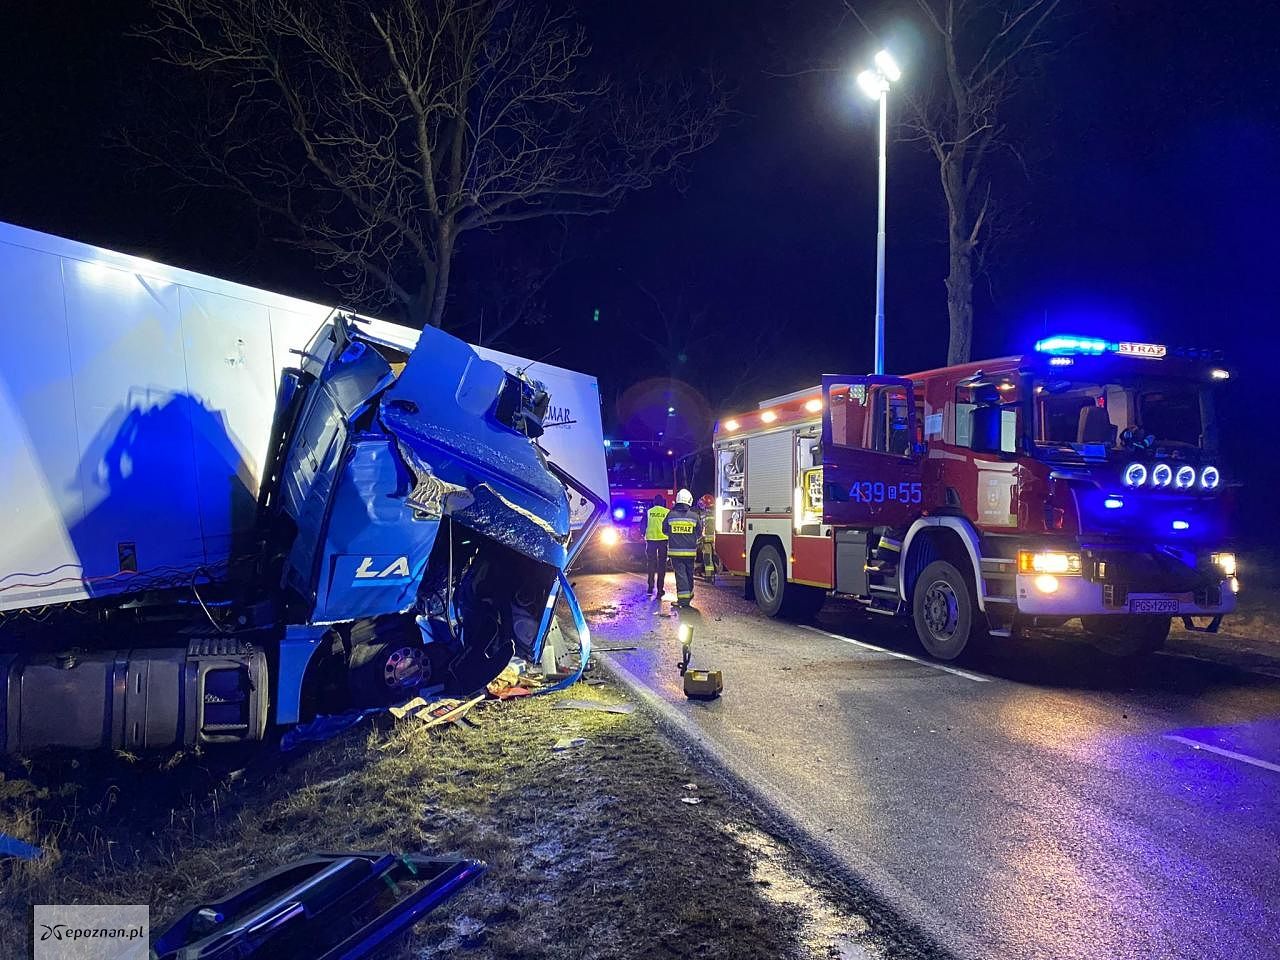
left=856, top=69, right=883, bottom=100
left=874, top=49, right=901, bottom=82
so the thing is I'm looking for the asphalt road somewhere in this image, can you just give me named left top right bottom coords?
left=572, top=571, right=1280, bottom=960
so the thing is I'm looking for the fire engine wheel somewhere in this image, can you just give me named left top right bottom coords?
left=1080, top=615, right=1171, bottom=657
left=347, top=617, right=426, bottom=706
left=912, top=560, right=977, bottom=661
left=752, top=544, right=824, bottom=621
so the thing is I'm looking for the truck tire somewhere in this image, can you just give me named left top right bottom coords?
left=1080, top=615, right=1170, bottom=657
left=752, top=543, right=789, bottom=618
left=347, top=617, right=425, bottom=706
left=912, top=560, right=978, bottom=661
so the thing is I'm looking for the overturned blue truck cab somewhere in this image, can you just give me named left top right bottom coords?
left=1, top=312, right=602, bottom=753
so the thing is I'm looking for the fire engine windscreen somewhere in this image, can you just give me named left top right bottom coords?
left=1034, top=378, right=1214, bottom=452
left=607, top=442, right=676, bottom=488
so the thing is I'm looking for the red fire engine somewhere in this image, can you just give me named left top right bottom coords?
left=589, top=439, right=676, bottom=564
left=711, top=335, right=1238, bottom=660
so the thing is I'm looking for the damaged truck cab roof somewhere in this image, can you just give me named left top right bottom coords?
left=382, top=323, right=571, bottom=567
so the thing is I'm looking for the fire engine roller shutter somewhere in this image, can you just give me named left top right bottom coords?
left=746, top=431, right=794, bottom=514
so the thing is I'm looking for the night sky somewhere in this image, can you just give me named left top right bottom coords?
left=3, top=0, right=1279, bottom=529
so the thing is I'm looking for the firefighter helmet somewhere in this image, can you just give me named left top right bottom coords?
left=676, top=489, right=694, bottom=506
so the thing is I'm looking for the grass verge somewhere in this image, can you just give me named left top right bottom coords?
left=1, top=678, right=893, bottom=960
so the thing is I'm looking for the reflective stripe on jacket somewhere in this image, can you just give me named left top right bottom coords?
left=662, top=504, right=701, bottom=557
left=644, top=505, right=670, bottom=541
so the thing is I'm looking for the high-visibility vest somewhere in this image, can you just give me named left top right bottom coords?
left=645, top=505, right=670, bottom=541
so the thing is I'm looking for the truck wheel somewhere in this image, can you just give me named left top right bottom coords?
left=912, top=560, right=977, bottom=661
left=752, top=544, right=789, bottom=618
left=1080, top=615, right=1170, bottom=657
left=348, top=618, right=425, bottom=706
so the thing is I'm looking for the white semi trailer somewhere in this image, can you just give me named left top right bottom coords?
left=0, top=221, right=608, bottom=752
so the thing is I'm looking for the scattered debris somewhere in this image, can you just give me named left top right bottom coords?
left=280, top=708, right=383, bottom=752
left=0, top=833, right=42, bottom=860
left=683, top=783, right=698, bottom=791
left=491, top=685, right=533, bottom=700
left=680, top=797, right=702, bottom=805
left=390, top=695, right=484, bottom=729
left=592, top=645, right=639, bottom=653
left=152, top=852, right=485, bottom=960
left=551, top=736, right=588, bottom=751
left=552, top=699, right=636, bottom=715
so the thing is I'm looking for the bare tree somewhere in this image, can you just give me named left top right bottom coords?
left=909, top=0, right=1060, bottom=364
left=139, top=0, right=727, bottom=329
left=848, top=0, right=1060, bottom=364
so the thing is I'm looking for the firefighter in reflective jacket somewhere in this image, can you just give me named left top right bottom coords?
left=643, top=495, right=670, bottom=596
left=662, top=489, right=702, bottom=607
left=696, top=493, right=716, bottom=581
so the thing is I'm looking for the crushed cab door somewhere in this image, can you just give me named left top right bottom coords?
left=820, top=374, right=924, bottom=528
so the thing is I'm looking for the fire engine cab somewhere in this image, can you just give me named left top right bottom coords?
left=711, top=335, right=1238, bottom=660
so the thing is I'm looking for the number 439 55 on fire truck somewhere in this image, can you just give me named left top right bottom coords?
left=711, top=335, right=1238, bottom=660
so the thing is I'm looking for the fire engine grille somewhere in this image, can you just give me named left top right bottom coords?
left=1085, top=549, right=1213, bottom=594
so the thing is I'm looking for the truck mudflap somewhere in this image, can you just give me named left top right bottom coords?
left=153, top=852, right=485, bottom=960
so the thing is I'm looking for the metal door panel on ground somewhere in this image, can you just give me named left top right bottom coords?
left=61, top=257, right=207, bottom=585
left=821, top=374, right=923, bottom=529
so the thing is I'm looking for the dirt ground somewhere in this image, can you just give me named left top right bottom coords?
left=0, top=677, right=918, bottom=960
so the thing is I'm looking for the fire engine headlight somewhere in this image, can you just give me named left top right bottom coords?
left=1212, top=552, right=1237, bottom=577
left=1034, top=574, right=1060, bottom=594
left=1123, top=462, right=1148, bottom=487
left=1018, top=550, right=1083, bottom=575
left=1151, top=463, right=1173, bottom=488
left=1200, top=465, right=1221, bottom=490
left=599, top=526, right=621, bottom=547
left=1174, top=465, right=1196, bottom=489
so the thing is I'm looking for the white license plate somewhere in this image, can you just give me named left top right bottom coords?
left=1128, top=597, right=1180, bottom=614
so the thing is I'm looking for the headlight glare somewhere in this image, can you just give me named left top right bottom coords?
left=1018, top=550, right=1083, bottom=575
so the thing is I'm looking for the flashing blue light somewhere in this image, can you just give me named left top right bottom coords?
left=1104, top=497, right=1124, bottom=509
left=1172, top=520, right=1190, bottom=531
left=1049, top=356, right=1075, bottom=367
left=1035, top=335, right=1111, bottom=356
left=612, top=507, right=627, bottom=521
left=603, top=439, right=612, bottom=448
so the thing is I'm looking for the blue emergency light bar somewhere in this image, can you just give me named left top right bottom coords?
left=1034, top=334, right=1224, bottom=364
left=1035, top=335, right=1112, bottom=356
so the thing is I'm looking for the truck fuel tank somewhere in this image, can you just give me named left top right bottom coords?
left=0, top=638, right=268, bottom=753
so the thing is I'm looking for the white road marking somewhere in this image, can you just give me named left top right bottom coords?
left=798, top=625, right=992, bottom=683
left=1163, top=735, right=1280, bottom=774
left=617, top=571, right=991, bottom=682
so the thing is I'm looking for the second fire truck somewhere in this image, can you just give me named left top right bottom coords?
left=711, top=335, right=1238, bottom=660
